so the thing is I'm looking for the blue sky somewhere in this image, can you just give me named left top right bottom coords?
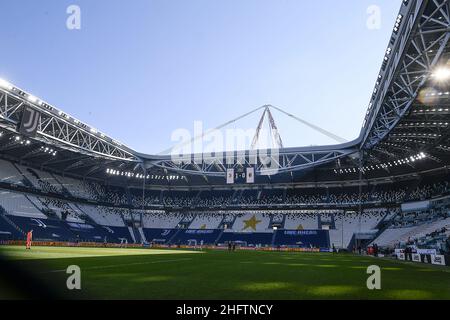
left=0, top=0, right=402, bottom=154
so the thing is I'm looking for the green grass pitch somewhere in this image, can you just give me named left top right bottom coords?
left=1, top=245, right=449, bottom=300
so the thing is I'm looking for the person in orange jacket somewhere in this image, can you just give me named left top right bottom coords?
left=26, top=230, right=33, bottom=250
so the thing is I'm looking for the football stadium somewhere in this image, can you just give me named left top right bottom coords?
left=0, top=0, right=450, bottom=304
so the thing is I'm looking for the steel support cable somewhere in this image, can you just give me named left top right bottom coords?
left=269, top=105, right=347, bottom=143
left=158, top=105, right=266, bottom=155
left=158, top=104, right=347, bottom=155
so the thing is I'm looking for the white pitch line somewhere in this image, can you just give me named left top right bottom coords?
left=40, top=257, right=193, bottom=274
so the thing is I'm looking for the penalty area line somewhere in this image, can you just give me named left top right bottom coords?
left=39, top=257, right=193, bottom=274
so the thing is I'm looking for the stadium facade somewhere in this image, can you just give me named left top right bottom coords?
left=0, top=0, right=449, bottom=255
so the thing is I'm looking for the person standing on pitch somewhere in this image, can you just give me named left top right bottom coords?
left=26, top=230, right=33, bottom=250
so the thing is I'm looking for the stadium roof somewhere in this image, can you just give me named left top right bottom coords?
left=0, top=0, right=449, bottom=188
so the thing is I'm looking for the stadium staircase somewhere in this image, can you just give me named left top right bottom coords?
left=133, top=228, right=142, bottom=243
left=24, top=194, right=58, bottom=219
left=125, top=188, right=134, bottom=207
left=167, top=228, right=183, bottom=245
left=217, top=215, right=226, bottom=229
left=330, top=214, right=336, bottom=229
left=127, top=226, right=139, bottom=243
left=215, top=215, right=229, bottom=243
left=347, top=234, right=356, bottom=251
left=26, top=168, right=43, bottom=188
left=137, top=211, right=147, bottom=242
left=268, top=215, right=274, bottom=228
left=129, top=212, right=142, bottom=244
left=270, top=230, right=277, bottom=246
left=51, top=174, right=72, bottom=197
left=370, top=210, right=400, bottom=245
left=0, top=205, right=25, bottom=237
left=326, top=231, right=331, bottom=248
left=257, top=190, right=262, bottom=200
left=405, top=179, right=421, bottom=200
left=71, top=203, right=98, bottom=225
left=232, top=190, right=243, bottom=204
left=281, top=214, right=287, bottom=228
left=138, top=227, right=147, bottom=244
left=183, top=214, right=196, bottom=229
left=12, top=163, right=34, bottom=188
left=190, top=191, right=202, bottom=207
left=118, top=210, right=139, bottom=243
left=220, top=214, right=238, bottom=230
left=215, top=229, right=225, bottom=244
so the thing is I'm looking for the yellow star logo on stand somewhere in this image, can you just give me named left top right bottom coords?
left=200, top=224, right=207, bottom=229
left=296, top=224, right=304, bottom=230
left=242, top=215, right=262, bottom=231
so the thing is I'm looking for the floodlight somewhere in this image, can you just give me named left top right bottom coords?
left=27, top=95, right=38, bottom=103
left=0, top=78, right=13, bottom=90
left=432, top=67, right=450, bottom=81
